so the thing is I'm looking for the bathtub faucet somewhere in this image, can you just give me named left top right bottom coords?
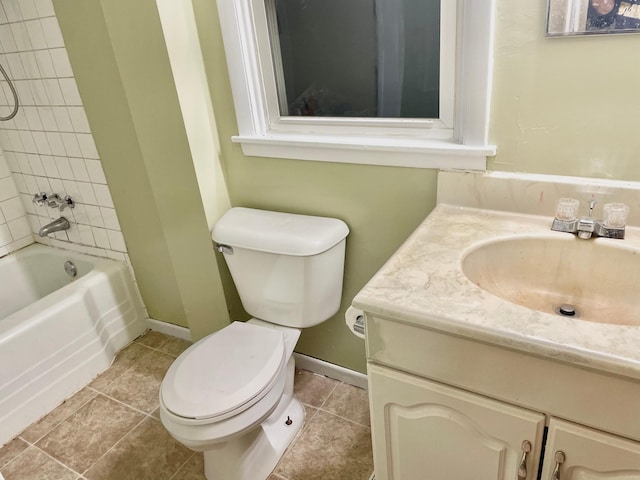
left=38, top=217, right=70, bottom=237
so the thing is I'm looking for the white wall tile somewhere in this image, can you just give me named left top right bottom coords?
left=53, top=155, right=72, bottom=179
left=107, top=229, right=126, bottom=252
left=34, top=49, right=55, bottom=77
left=24, top=19, right=46, bottom=50
left=40, top=17, right=63, bottom=48
left=60, top=132, right=80, bottom=157
left=92, top=184, right=113, bottom=208
left=0, top=4, right=9, bottom=25
left=69, top=157, right=89, bottom=181
left=0, top=223, right=11, bottom=246
left=0, top=24, right=16, bottom=53
left=45, top=132, right=65, bottom=155
left=1, top=195, right=22, bottom=221
left=10, top=22, right=32, bottom=51
left=67, top=106, right=90, bottom=133
left=40, top=154, right=58, bottom=177
left=76, top=180, right=96, bottom=204
left=58, top=77, right=81, bottom=105
left=2, top=0, right=22, bottom=23
left=27, top=153, right=44, bottom=176
left=52, top=106, right=71, bottom=130
left=49, top=47, right=73, bottom=77
left=76, top=133, right=98, bottom=158
left=0, top=9, right=127, bottom=260
left=85, top=159, right=106, bottom=184
left=34, top=0, right=55, bottom=18
left=18, top=0, right=39, bottom=21
left=92, top=226, right=109, bottom=249
left=38, top=106, right=57, bottom=130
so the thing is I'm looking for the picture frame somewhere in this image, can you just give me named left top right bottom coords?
left=546, top=0, right=640, bottom=36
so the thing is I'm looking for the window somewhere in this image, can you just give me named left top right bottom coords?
left=216, top=0, right=496, bottom=169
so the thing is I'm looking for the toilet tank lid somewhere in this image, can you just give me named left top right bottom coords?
left=212, top=208, right=349, bottom=256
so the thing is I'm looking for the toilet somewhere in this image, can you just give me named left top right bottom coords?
left=159, top=207, right=349, bottom=480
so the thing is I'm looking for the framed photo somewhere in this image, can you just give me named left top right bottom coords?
left=547, top=0, right=640, bottom=36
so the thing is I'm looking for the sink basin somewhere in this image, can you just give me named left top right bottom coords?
left=461, top=235, right=640, bottom=325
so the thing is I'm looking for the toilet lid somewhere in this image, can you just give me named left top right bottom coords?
left=161, top=322, right=286, bottom=420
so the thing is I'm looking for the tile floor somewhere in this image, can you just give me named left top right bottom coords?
left=0, top=331, right=374, bottom=480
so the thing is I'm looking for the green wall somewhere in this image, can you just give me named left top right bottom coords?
left=53, top=0, right=230, bottom=340
left=52, top=0, right=640, bottom=374
left=489, top=1, right=640, bottom=180
left=193, top=0, right=437, bottom=373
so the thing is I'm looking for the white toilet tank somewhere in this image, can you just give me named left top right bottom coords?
left=212, top=208, right=349, bottom=328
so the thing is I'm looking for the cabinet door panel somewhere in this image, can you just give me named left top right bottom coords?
left=541, top=418, right=640, bottom=480
left=368, top=363, right=546, bottom=480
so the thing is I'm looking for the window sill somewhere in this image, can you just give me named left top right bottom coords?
left=233, top=133, right=495, bottom=170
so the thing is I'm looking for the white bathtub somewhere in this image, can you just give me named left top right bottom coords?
left=0, top=244, right=146, bottom=446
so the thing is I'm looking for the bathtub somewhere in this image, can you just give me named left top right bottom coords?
left=0, top=244, right=146, bottom=446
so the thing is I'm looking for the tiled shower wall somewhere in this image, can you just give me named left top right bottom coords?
left=0, top=0, right=129, bottom=262
left=0, top=147, right=31, bottom=255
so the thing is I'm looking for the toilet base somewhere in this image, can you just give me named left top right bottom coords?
left=203, top=360, right=304, bottom=480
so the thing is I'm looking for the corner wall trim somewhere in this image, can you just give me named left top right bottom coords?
left=294, top=353, right=368, bottom=390
left=146, top=318, right=193, bottom=341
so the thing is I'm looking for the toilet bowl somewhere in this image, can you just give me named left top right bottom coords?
left=159, top=208, right=349, bottom=480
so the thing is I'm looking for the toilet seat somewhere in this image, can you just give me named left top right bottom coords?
left=160, top=322, right=286, bottom=422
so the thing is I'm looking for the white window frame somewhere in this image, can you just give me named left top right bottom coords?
left=216, top=0, right=496, bottom=169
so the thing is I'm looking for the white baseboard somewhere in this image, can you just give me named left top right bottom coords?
left=145, top=319, right=368, bottom=390
left=294, top=353, right=368, bottom=390
left=146, top=318, right=192, bottom=341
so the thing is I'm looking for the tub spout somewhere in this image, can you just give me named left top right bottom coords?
left=38, top=217, right=70, bottom=237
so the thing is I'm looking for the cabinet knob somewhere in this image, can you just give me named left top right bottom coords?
left=550, top=451, right=566, bottom=480
left=517, top=440, right=532, bottom=480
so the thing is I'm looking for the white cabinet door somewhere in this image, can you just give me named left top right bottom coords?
left=368, top=363, right=546, bottom=480
left=541, top=418, right=640, bottom=480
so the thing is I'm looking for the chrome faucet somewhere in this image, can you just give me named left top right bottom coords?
left=38, top=217, right=71, bottom=237
left=551, top=198, right=628, bottom=240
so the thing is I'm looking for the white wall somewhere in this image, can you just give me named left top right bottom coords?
left=0, top=0, right=129, bottom=262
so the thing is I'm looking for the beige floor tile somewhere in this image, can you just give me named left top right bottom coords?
left=0, top=446, right=78, bottom=480
left=275, top=410, right=373, bottom=480
left=171, top=452, right=206, bottom=480
left=302, top=403, right=318, bottom=425
left=84, top=417, right=192, bottom=480
left=90, top=342, right=154, bottom=391
left=322, top=382, right=371, bottom=427
left=0, top=437, right=29, bottom=468
left=36, top=394, right=145, bottom=474
left=136, top=331, right=192, bottom=357
left=100, top=349, right=175, bottom=413
left=268, top=475, right=288, bottom=480
left=135, top=331, right=167, bottom=349
left=293, top=369, right=338, bottom=407
left=21, top=388, right=98, bottom=443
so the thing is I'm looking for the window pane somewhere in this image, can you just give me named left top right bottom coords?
left=268, top=0, right=440, bottom=119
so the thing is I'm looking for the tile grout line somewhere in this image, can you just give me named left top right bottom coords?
left=87, top=387, right=161, bottom=420
left=167, top=452, right=197, bottom=480
left=79, top=415, right=149, bottom=477
left=16, top=389, right=99, bottom=446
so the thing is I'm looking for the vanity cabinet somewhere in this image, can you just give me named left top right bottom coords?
left=365, top=315, right=640, bottom=480
left=369, top=363, right=545, bottom=480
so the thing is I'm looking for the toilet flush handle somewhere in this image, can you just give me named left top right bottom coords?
left=216, top=244, right=234, bottom=255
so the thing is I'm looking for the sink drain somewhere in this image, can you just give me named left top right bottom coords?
left=555, top=304, right=578, bottom=317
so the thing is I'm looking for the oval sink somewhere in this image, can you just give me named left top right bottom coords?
left=461, top=235, right=640, bottom=325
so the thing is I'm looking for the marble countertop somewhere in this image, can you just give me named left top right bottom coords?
left=353, top=204, right=640, bottom=381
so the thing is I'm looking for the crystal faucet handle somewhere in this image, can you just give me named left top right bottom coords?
left=555, top=198, right=580, bottom=221
left=603, top=203, right=629, bottom=228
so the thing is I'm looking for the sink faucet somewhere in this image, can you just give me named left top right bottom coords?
left=551, top=198, right=628, bottom=240
left=38, top=217, right=71, bottom=237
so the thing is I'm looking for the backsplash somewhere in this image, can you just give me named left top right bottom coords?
left=0, top=0, right=128, bottom=261
left=0, top=147, right=31, bottom=255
